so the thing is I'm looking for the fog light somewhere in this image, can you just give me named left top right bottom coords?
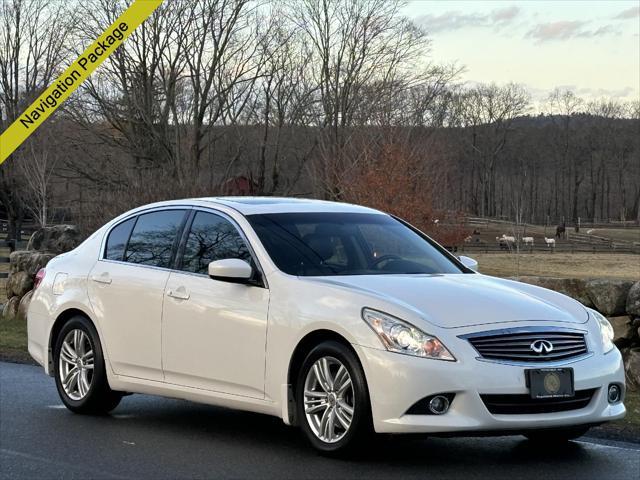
left=608, top=384, right=622, bottom=404
left=428, top=395, right=450, bottom=415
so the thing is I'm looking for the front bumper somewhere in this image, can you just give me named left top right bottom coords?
left=354, top=343, right=626, bottom=434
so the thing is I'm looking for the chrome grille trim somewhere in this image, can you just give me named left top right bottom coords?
left=459, top=327, right=589, bottom=363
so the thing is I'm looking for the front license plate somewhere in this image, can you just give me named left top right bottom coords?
left=526, top=368, right=574, bottom=399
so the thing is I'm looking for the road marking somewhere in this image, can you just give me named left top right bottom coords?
left=46, top=405, right=67, bottom=409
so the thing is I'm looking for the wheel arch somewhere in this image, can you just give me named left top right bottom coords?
left=47, top=307, right=101, bottom=376
left=285, top=329, right=367, bottom=425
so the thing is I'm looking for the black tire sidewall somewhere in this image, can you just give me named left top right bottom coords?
left=53, top=315, right=111, bottom=412
left=296, top=341, right=372, bottom=453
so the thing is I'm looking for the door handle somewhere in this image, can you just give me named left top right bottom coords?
left=91, top=272, right=112, bottom=285
left=167, top=287, right=190, bottom=300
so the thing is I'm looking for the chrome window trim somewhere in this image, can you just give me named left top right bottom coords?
left=177, top=206, right=269, bottom=289
left=100, top=205, right=193, bottom=262
left=98, top=204, right=269, bottom=289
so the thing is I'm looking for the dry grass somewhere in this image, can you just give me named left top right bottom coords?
left=584, top=228, right=640, bottom=244
left=0, top=279, right=6, bottom=304
left=473, top=252, right=640, bottom=280
left=0, top=249, right=7, bottom=303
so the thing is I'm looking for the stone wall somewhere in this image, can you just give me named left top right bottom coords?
left=517, top=277, right=640, bottom=390
left=1, top=225, right=80, bottom=321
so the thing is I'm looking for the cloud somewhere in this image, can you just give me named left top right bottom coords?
left=492, top=6, right=520, bottom=23
left=526, top=21, right=620, bottom=42
left=416, top=6, right=521, bottom=33
left=575, top=86, right=635, bottom=98
left=526, top=21, right=585, bottom=41
left=614, top=6, right=640, bottom=19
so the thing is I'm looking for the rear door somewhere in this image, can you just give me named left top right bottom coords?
left=88, top=208, right=188, bottom=381
left=161, top=210, right=270, bottom=398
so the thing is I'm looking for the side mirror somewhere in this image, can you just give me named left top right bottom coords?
left=458, top=255, right=478, bottom=272
left=208, top=259, right=254, bottom=283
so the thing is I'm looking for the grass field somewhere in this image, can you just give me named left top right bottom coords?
left=475, top=252, right=640, bottom=280
left=468, top=220, right=640, bottom=248
left=585, top=227, right=640, bottom=244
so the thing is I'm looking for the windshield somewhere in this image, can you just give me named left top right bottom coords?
left=247, top=212, right=464, bottom=276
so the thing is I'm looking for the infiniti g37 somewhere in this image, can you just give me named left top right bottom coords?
left=27, top=197, right=625, bottom=453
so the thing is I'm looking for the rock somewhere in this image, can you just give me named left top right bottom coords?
left=1, top=296, right=20, bottom=321
left=586, top=279, right=633, bottom=316
left=625, top=348, right=640, bottom=391
left=608, top=315, right=636, bottom=347
left=27, top=225, right=81, bottom=254
left=17, top=290, right=33, bottom=322
left=514, top=277, right=593, bottom=307
left=9, top=250, right=56, bottom=277
left=627, top=282, right=640, bottom=317
left=6, top=271, right=33, bottom=298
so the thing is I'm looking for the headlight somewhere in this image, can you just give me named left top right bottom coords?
left=362, top=308, right=455, bottom=361
left=589, top=308, right=615, bottom=353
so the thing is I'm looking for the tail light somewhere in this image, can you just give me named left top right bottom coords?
left=34, top=268, right=46, bottom=290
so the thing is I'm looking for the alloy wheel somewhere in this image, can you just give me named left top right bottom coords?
left=303, top=356, right=355, bottom=443
left=58, top=329, right=94, bottom=401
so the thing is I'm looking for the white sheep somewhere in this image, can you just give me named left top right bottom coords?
left=522, top=236, right=534, bottom=246
left=501, top=234, right=516, bottom=243
left=544, top=237, right=556, bottom=247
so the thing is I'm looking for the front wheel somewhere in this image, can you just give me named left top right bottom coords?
left=523, top=425, right=590, bottom=443
left=54, top=315, right=122, bottom=414
left=296, top=341, right=372, bottom=454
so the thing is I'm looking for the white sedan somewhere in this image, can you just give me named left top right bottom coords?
left=27, top=197, right=625, bottom=453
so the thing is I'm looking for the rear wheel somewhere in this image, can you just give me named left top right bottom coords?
left=296, top=341, right=372, bottom=454
left=54, top=315, right=122, bottom=414
left=523, top=425, right=590, bottom=443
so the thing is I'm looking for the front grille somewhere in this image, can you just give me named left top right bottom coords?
left=465, top=329, right=588, bottom=362
left=481, top=389, right=596, bottom=414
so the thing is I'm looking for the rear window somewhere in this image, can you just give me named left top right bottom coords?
left=124, top=210, right=186, bottom=268
left=104, top=218, right=135, bottom=261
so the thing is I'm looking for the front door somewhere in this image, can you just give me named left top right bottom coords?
left=161, top=210, right=270, bottom=398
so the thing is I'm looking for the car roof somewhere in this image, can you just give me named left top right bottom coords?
left=134, top=197, right=384, bottom=215
left=189, top=197, right=384, bottom=215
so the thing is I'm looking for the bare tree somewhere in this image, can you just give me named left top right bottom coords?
left=0, top=0, right=71, bottom=239
left=457, top=83, right=530, bottom=217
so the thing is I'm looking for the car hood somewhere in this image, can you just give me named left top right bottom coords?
left=305, top=274, right=588, bottom=328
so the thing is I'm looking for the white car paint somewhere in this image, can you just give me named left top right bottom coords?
left=27, top=197, right=625, bottom=435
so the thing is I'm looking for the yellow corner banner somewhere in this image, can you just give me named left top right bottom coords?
left=0, top=0, right=163, bottom=164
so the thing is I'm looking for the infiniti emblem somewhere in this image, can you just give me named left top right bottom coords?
left=530, top=339, right=554, bottom=354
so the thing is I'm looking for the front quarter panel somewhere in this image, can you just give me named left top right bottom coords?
left=263, top=272, right=405, bottom=407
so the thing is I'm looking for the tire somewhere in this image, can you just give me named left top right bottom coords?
left=523, top=425, right=590, bottom=443
left=295, top=340, right=372, bottom=455
left=53, top=315, right=122, bottom=414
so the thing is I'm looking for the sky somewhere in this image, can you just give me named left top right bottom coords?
left=403, top=0, right=640, bottom=108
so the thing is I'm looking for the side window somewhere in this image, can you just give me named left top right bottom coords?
left=124, top=210, right=186, bottom=268
left=181, top=212, right=251, bottom=275
left=104, top=218, right=135, bottom=261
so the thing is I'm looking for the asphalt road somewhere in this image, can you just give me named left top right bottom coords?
left=1, top=361, right=638, bottom=480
